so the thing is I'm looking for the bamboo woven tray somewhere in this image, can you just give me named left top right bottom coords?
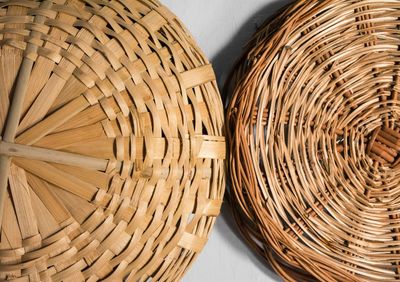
left=227, top=0, right=400, bottom=281
left=0, top=0, right=225, bottom=281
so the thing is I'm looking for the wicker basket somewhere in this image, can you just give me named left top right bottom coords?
left=0, top=0, right=225, bottom=281
left=227, top=0, right=400, bottom=281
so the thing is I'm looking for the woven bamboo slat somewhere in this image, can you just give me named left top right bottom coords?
left=0, top=0, right=225, bottom=281
left=227, top=0, right=400, bottom=281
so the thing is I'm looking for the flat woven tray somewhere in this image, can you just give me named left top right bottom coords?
left=0, top=0, right=225, bottom=281
left=227, top=0, right=400, bottom=281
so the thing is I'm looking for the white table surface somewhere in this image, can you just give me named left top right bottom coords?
left=161, top=1, right=293, bottom=281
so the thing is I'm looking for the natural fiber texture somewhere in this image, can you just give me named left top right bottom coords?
left=0, top=0, right=225, bottom=281
left=227, top=0, right=400, bottom=281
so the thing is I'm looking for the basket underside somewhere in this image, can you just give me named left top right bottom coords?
left=227, top=0, right=400, bottom=281
left=0, top=0, right=225, bottom=281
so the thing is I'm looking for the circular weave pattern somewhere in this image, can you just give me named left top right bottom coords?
left=0, top=0, right=225, bottom=281
left=227, top=0, right=400, bottom=281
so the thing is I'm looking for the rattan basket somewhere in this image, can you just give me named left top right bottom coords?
left=227, top=0, right=400, bottom=281
left=0, top=0, right=225, bottom=281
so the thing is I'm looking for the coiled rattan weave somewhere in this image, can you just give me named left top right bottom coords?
left=0, top=0, right=225, bottom=281
left=227, top=0, right=400, bottom=281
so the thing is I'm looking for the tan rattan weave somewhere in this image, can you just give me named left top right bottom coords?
left=0, top=0, right=225, bottom=281
left=227, top=0, right=400, bottom=281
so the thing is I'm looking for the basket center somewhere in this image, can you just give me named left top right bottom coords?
left=367, top=127, right=400, bottom=166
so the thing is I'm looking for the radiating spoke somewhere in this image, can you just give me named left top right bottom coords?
left=0, top=140, right=108, bottom=171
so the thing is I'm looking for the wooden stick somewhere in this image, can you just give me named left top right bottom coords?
left=2, top=59, right=34, bottom=142
left=0, top=141, right=108, bottom=171
left=0, top=1, right=52, bottom=230
left=0, top=56, right=35, bottom=230
left=0, top=155, right=10, bottom=233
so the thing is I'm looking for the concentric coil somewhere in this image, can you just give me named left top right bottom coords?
left=227, top=0, right=400, bottom=281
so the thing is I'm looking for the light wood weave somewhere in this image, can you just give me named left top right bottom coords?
left=0, top=0, right=225, bottom=281
left=227, top=0, right=400, bottom=281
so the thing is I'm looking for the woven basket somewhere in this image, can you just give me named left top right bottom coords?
left=0, top=0, right=225, bottom=281
left=227, top=0, right=400, bottom=281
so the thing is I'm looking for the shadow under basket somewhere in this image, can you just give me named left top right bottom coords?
left=227, top=0, right=400, bottom=281
left=0, top=0, right=226, bottom=281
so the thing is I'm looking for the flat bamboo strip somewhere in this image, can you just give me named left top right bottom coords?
left=1, top=33, right=35, bottom=142
left=15, top=95, right=90, bottom=145
left=1, top=199, right=22, bottom=252
left=26, top=173, right=71, bottom=225
left=52, top=187, right=96, bottom=225
left=1, top=163, right=22, bottom=249
left=28, top=190, right=61, bottom=241
left=8, top=164, right=38, bottom=239
left=32, top=123, right=104, bottom=149
left=0, top=191, right=23, bottom=265
left=0, top=53, right=34, bottom=228
left=14, top=158, right=98, bottom=201
left=52, top=164, right=110, bottom=190
left=0, top=47, right=22, bottom=134
left=0, top=1, right=52, bottom=230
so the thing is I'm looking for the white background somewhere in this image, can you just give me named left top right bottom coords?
left=161, top=1, right=292, bottom=281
